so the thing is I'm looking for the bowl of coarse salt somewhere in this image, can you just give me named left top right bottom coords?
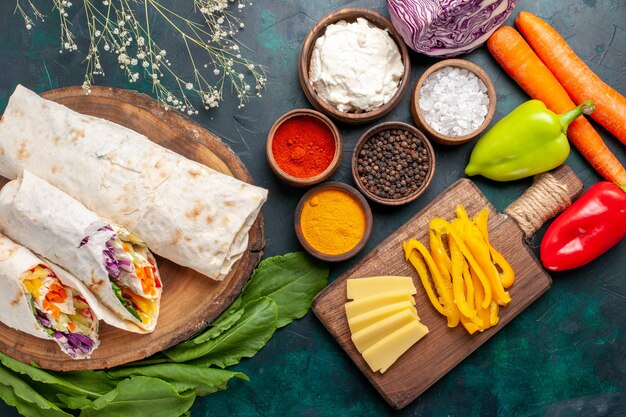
left=411, top=59, right=496, bottom=145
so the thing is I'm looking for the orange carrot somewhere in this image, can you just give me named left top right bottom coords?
left=46, top=281, right=68, bottom=303
left=487, top=26, right=626, bottom=186
left=43, top=298, right=61, bottom=320
left=516, top=11, right=626, bottom=145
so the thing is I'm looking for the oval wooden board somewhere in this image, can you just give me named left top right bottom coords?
left=0, top=86, right=265, bottom=371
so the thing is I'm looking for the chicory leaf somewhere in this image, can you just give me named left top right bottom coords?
left=0, top=367, right=72, bottom=417
left=240, top=252, right=328, bottom=327
left=0, top=385, right=67, bottom=417
left=179, top=297, right=245, bottom=347
left=217, top=296, right=242, bottom=318
left=164, top=298, right=277, bottom=365
left=0, top=353, right=114, bottom=400
left=78, top=377, right=195, bottom=417
left=47, top=370, right=117, bottom=398
left=107, top=364, right=248, bottom=396
left=184, top=306, right=245, bottom=345
left=55, top=394, right=92, bottom=409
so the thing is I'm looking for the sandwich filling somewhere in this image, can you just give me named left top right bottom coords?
left=81, top=224, right=161, bottom=328
left=21, top=265, right=99, bottom=359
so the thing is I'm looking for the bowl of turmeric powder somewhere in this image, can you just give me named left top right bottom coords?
left=295, top=182, right=373, bottom=262
left=266, top=109, right=343, bottom=187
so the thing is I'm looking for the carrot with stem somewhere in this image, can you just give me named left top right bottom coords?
left=487, top=26, right=626, bottom=186
left=516, top=11, right=626, bottom=145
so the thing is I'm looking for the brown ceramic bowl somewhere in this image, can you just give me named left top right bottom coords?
left=352, top=121, right=436, bottom=206
left=266, top=108, right=343, bottom=187
left=298, top=8, right=411, bottom=125
left=294, top=182, right=373, bottom=262
left=411, top=59, right=496, bottom=145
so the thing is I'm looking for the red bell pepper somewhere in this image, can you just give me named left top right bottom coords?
left=540, top=182, right=626, bottom=271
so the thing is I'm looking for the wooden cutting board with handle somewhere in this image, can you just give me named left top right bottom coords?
left=312, top=165, right=583, bottom=409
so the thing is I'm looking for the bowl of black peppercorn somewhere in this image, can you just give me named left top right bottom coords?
left=351, top=122, right=436, bottom=206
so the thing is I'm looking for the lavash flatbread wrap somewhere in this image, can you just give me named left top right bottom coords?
left=0, top=170, right=161, bottom=333
left=0, top=85, right=268, bottom=280
left=0, top=234, right=100, bottom=359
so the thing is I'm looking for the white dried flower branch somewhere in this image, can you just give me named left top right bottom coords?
left=15, top=0, right=267, bottom=114
left=14, top=0, right=44, bottom=29
left=54, top=0, right=78, bottom=52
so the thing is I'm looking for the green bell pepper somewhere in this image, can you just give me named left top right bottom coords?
left=465, top=99, right=594, bottom=181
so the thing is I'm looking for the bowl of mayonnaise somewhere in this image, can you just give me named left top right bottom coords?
left=298, top=8, right=411, bottom=125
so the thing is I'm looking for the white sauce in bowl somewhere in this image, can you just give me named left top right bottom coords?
left=309, top=18, right=404, bottom=113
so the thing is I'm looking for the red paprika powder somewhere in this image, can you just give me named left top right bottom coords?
left=271, top=115, right=336, bottom=178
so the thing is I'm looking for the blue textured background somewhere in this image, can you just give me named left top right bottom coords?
left=1, top=0, right=625, bottom=416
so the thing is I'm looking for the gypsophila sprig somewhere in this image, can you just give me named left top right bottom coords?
left=14, top=0, right=44, bottom=30
left=15, top=0, right=267, bottom=114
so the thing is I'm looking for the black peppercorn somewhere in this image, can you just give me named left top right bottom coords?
left=356, top=128, right=431, bottom=200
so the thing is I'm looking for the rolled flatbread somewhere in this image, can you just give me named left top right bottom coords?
left=0, top=85, right=268, bottom=280
left=0, top=234, right=100, bottom=359
left=0, top=171, right=161, bottom=333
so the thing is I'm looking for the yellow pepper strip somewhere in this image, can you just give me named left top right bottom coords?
left=472, top=208, right=489, bottom=236
left=429, top=230, right=452, bottom=276
left=437, top=218, right=492, bottom=309
left=454, top=205, right=471, bottom=224
left=404, top=239, right=458, bottom=327
left=490, top=250, right=515, bottom=289
left=489, top=302, right=500, bottom=327
left=403, top=240, right=445, bottom=316
left=470, top=266, right=492, bottom=331
left=461, top=261, right=475, bottom=312
left=462, top=224, right=511, bottom=306
left=460, top=314, right=480, bottom=334
left=473, top=209, right=515, bottom=289
left=449, top=236, right=482, bottom=326
left=461, top=264, right=484, bottom=335
left=428, top=230, right=461, bottom=322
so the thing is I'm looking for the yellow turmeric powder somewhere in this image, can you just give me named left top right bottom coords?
left=300, top=188, right=366, bottom=255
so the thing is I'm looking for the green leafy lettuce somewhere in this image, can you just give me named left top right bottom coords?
left=78, top=377, right=195, bottom=417
left=110, top=282, right=141, bottom=322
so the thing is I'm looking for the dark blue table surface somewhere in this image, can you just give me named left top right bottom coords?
left=1, top=0, right=625, bottom=416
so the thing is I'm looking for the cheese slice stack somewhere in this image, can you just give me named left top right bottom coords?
left=345, top=276, right=428, bottom=374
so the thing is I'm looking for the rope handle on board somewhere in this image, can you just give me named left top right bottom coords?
left=504, top=172, right=573, bottom=238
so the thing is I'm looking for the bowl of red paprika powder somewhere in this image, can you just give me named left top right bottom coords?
left=266, top=109, right=343, bottom=187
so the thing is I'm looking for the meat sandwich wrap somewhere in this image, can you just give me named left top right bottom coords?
left=0, top=234, right=99, bottom=359
left=0, top=171, right=161, bottom=333
left=0, top=85, right=268, bottom=280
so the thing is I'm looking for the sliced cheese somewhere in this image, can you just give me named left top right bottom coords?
left=346, top=276, right=416, bottom=300
left=351, top=309, right=417, bottom=353
left=347, top=301, right=416, bottom=334
left=345, top=290, right=415, bottom=320
left=362, top=320, right=429, bottom=373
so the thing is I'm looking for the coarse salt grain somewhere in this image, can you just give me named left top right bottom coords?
left=419, top=66, right=489, bottom=137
